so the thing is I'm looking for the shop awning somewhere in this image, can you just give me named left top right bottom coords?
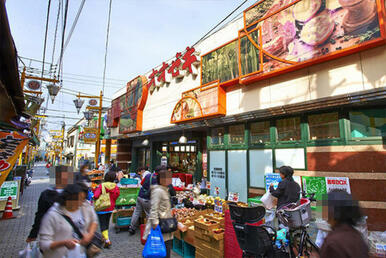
left=119, top=87, right=386, bottom=138
left=0, top=0, right=25, bottom=122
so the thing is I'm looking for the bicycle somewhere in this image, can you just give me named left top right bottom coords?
left=277, top=192, right=320, bottom=258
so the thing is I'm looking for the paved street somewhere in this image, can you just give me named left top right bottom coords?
left=0, top=163, right=180, bottom=258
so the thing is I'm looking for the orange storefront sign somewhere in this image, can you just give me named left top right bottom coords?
left=0, top=131, right=29, bottom=187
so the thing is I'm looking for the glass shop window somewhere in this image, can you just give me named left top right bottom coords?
left=250, top=121, right=270, bottom=144
left=308, top=112, right=340, bottom=140
left=350, top=109, right=385, bottom=138
left=229, top=124, right=245, bottom=145
left=276, top=117, right=301, bottom=142
left=211, top=128, right=225, bottom=145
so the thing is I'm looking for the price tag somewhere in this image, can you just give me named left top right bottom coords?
left=206, top=181, right=211, bottom=189
left=228, top=192, right=239, bottom=202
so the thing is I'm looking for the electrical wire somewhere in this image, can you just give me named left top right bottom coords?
left=57, top=0, right=69, bottom=79
left=192, top=0, right=248, bottom=47
left=102, top=0, right=113, bottom=94
left=63, top=0, right=86, bottom=52
left=41, top=0, right=52, bottom=80
left=50, top=0, right=61, bottom=73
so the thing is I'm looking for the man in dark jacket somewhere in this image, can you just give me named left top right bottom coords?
left=269, top=166, right=300, bottom=209
left=128, top=168, right=158, bottom=235
left=26, top=170, right=73, bottom=242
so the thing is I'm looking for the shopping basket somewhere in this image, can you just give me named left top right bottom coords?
left=277, top=198, right=312, bottom=228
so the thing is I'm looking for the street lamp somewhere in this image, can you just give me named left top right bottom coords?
left=47, top=84, right=61, bottom=104
left=73, top=98, right=85, bottom=114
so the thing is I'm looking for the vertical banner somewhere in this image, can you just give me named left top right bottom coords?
left=0, top=131, right=29, bottom=187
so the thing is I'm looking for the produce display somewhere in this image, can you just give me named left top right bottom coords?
left=172, top=208, right=199, bottom=221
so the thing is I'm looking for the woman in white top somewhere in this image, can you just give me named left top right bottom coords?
left=39, top=184, right=98, bottom=258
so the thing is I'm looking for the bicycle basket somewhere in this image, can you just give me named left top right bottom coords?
left=277, top=198, right=312, bottom=228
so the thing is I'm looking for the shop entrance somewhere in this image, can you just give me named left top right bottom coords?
left=137, top=148, right=150, bottom=169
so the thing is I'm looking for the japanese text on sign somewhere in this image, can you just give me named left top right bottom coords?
left=148, top=46, right=200, bottom=94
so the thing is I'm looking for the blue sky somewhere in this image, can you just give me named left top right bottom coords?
left=6, top=0, right=254, bottom=131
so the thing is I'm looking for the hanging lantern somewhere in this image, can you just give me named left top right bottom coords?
left=83, top=111, right=94, bottom=121
left=47, top=84, right=60, bottom=103
left=179, top=135, right=187, bottom=144
left=73, top=98, right=84, bottom=114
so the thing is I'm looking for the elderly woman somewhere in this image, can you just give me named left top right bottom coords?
left=39, top=184, right=98, bottom=258
left=144, top=167, right=174, bottom=258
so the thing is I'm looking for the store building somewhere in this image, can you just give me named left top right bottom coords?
left=108, top=0, right=386, bottom=230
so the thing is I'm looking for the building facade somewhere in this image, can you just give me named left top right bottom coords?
left=107, top=0, right=386, bottom=230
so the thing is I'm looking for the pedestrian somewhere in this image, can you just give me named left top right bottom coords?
left=45, top=162, right=51, bottom=176
left=128, top=169, right=158, bottom=235
left=39, top=184, right=98, bottom=258
left=75, top=162, right=91, bottom=187
left=320, top=190, right=369, bottom=258
left=93, top=171, right=120, bottom=248
left=133, top=167, right=142, bottom=180
left=143, top=167, right=174, bottom=258
left=26, top=170, right=73, bottom=243
left=269, top=166, right=300, bottom=209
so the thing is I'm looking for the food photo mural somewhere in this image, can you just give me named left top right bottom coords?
left=119, top=111, right=137, bottom=134
left=240, top=0, right=383, bottom=78
left=201, top=40, right=239, bottom=85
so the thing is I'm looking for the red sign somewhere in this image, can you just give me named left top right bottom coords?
left=89, top=99, right=97, bottom=106
left=27, top=80, right=41, bottom=90
left=148, top=46, right=199, bottom=94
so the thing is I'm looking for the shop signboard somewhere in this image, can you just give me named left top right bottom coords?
left=326, top=177, right=351, bottom=193
left=302, top=176, right=327, bottom=201
left=265, top=173, right=282, bottom=191
left=83, top=128, right=98, bottom=143
left=200, top=0, right=386, bottom=86
left=171, top=81, right=226, bottom=123
left=0, top=131, right=29, bottom=187
left=148, top=47, right=200, bottom=94
left=0, top=181, right=18, bottom=200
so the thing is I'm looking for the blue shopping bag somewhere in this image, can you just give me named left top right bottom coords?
left=142, top=225, right=167, bottom=258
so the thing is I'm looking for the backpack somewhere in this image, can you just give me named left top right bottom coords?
left=94, top=184, right=111, bottom=211
left=141, top=173, right=154, bottom=198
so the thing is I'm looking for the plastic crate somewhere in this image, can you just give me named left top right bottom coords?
left=116, top=187, right=139, bottom=206
left=116, top=216, right=131, bottom=226
left=183, top=241, right=195, bottom=258
left=120, top=178, right=139, bottom=185
left=173, top=236, right=183, bottom=257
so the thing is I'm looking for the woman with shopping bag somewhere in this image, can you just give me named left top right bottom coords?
left=269, top=166, right=300, bottom=209
left=93, top=171, right=120, bottom=248
left=143, top=166, right=176, bottom=258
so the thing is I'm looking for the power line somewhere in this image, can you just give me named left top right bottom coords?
left=63, top=0, right=86, bottom=52
left=102, top=0, right=113, bottom=94
left=41, top=0, right=52, bottom=80
left=192, top=0, right=248, bottom=47
left=57, top=0, right=69, bottom=79
left=50, top=0, right=61, bottom=71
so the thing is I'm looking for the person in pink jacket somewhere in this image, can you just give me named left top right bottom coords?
left=93, top=171, right=120, bottom=248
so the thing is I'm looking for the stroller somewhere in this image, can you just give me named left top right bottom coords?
left=229, top=203, right=278, bottom=258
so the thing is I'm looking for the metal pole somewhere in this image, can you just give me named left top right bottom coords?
left=94, top=91, right=103, bottom=167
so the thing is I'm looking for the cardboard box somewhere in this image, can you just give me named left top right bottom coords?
left=195, top=237, right=224, bottom=251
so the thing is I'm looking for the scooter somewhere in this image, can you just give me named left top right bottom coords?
left=25, top=169, right=33, bottom=187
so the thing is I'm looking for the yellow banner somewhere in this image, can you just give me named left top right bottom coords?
left=0, top=131, right=29, bottom=187
left=83, top=128, right=98, bottom=144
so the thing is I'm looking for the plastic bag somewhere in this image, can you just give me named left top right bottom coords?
left=142, top=225, right=167, bottom=258
left=19, top=242, right=40, bottom=258
left=19, top=244, right=32, bottom=258
left=261, top=191, right=275, bottom=210
left=66, top=243, right=86, bottom=258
